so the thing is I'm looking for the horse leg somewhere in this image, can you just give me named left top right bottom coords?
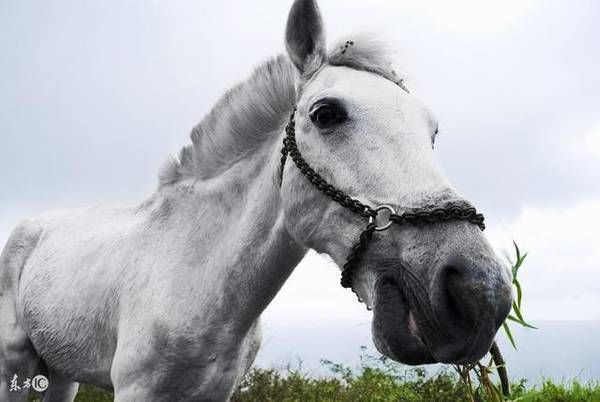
left=0, top=318, right=42, bottom=401
left=0, top=302, right=77, bottom=402
left=1, top=222, right=45, bottom=401
left=110, top=334, right=244, bottom=402
left=111, top=359, right=238, bottom=402
left=40, top=369, right=79, bottom=402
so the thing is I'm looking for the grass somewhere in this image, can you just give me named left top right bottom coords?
left=27, top=359, right=600, bottom=402
left=231, top=363, right=600, bottom=402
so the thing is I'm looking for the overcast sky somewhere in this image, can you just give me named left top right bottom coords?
left=1, top=0, right=599, bottom=364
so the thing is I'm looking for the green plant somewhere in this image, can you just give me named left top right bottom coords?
left=503, top=241, right=537, bottom=348
left=231, top=354, right=600, bottom=402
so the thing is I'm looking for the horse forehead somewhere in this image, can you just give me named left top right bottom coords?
left=302, top=65, right=400, bottom=104
left=302, top=66, right=434, bottom=143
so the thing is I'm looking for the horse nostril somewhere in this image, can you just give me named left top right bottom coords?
left=434, top=264, right=477, bottom=334
left=445, top=267, right=466, bottom=316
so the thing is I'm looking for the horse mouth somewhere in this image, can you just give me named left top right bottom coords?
left=371, top=273, right=502, bottom=365
left=371, top=276, right=436, bottom=365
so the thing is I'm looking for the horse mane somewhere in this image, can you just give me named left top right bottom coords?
left=158, top=35, right=402, bottom=187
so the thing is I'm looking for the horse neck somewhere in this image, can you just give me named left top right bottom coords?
left=148, top=129, right=306, bottom=330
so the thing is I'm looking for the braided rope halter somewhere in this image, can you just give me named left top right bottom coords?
left=277, top=90, right=509, bottom=400
left=279, top=110, right=511, bottom=397
left=280, top=110, right=486, bottom=294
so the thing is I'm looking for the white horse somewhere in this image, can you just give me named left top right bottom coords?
left=0, top=1, right=512, bottom=401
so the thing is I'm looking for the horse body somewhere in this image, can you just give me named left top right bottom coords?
left=1, top=1, right=513, bottom=400
left=1, top=134, right=304, bottom=400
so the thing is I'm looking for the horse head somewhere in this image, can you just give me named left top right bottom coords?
left=280, top=0, right=513, bottom=365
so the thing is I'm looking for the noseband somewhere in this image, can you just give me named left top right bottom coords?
left=279, top=110, right=485, bottom=294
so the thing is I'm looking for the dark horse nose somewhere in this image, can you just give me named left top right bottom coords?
left=428, top=254, right=512, bottom=363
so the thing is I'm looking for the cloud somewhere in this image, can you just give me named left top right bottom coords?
left=262, top=252, right=372, bottom=328
left=574, top=125, right=600, bottom=157
left=487, top=201, right=600, bottom=320
left=381, top=0, right=540, bottom=36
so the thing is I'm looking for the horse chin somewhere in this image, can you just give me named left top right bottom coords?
left=371, top=276, right=436, bottom=365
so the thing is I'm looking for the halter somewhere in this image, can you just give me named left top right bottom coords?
left=279, top=110, right=485, bottom=293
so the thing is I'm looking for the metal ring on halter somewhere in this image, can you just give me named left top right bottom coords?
left=368, top=205, right=396, bottom=231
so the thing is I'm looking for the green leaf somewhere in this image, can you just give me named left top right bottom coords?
left=512, top=301, right=523, bottom=320
left=514, top=279, right=523, bottom=308
left=508, top=308, right=537, bottom=329
left=514, top=251, right=527, bottom=274
left=511, top=241, right=528, bottom=279
left=513, top=241, right=521, bottom=263
left=521, top=321, right=538, bottom=330
left=502, top=322, right=517, bottom=350
left=506, top=314, right=532, bottom=328
left=507, top=315, right=537, bottom=330
left=507, top=314, right=520, bottom=322
left=516, top=252, right=528, bottom=275
left=512, top=302, right=537, bottom=329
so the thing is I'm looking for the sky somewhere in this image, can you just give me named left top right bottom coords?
left=1, top=0, right=599, bottom=377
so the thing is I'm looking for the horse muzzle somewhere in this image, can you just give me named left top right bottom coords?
left=370, top=224, right=513, bottom=365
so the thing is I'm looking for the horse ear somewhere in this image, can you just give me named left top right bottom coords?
left=285, top=0, right=326, bottom=74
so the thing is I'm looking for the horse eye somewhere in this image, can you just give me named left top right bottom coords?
left=309, top=102, right=347, bottom=129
